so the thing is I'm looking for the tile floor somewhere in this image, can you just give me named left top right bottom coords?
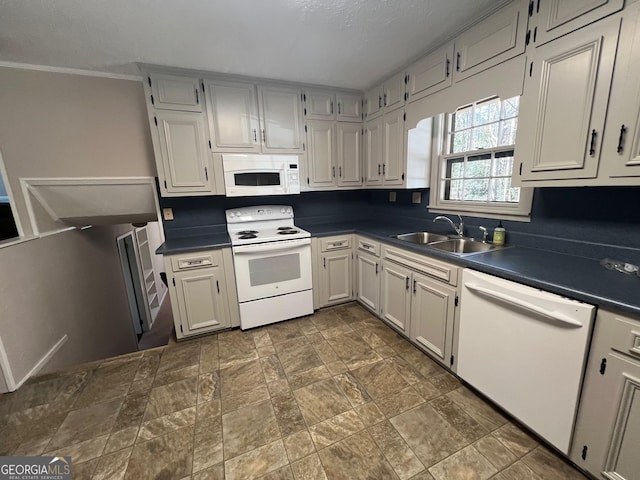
left=0, top=302, right=589, bottom=480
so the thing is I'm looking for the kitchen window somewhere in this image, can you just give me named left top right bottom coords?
left=429, top=96, right=533, bottom=220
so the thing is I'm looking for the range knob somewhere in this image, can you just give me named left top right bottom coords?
left=280, top=208, right=286, bottom=214
left=286, top=208, right=292, bottom=213
left=229, top=212, right=235, bottom=218
left=235, top=211, right=241, bottom=217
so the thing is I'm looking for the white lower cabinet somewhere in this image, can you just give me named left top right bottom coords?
left=380, top=260, right=412, bottom=335
left=314, top=235, right=354, bottom=308
left=410, top=272, right=456, bottom=366
left=571, top=309, right=640, bottom=479
left=165, top=248, right=239, bottom=339
left=356, top=250, right=380, bottom=314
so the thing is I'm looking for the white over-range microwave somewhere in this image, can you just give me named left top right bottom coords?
left=222, top=154, right=301, bottom=197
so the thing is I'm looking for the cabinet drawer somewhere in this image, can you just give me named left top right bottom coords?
left=170, top=250, right=221, bottom=271
left=358, top=237, right=381, bottom=257
left=382, top=244, right=458, bottom=286
left=320, top=235, right=352, bottom=252
left=598, top=309, right=640, bottom=362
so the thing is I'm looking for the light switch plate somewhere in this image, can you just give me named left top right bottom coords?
left=163, top=208, right=174, bottom=221
left=412, top=192, right=422, bottom=204
left=389, top=192, right=397, bottom=202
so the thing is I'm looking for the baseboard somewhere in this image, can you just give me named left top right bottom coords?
left=0, top=334, right=68, bottom=392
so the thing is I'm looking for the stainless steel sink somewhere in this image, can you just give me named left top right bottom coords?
left=393, top=232, right=450, bottom=244
left=427, top=238, right=497, bottom=255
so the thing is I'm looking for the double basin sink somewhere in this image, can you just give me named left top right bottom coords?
left=392, top=232, right=504, bottom=256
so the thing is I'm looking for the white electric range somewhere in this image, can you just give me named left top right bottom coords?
left=226, top=205, right=313, bottom=330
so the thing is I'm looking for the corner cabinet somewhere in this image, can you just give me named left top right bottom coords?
left=164, top=248, right=239, bottom=339
left=571, top=309, right=640, bottom=480
left=313, top=235, right=354, bottom=308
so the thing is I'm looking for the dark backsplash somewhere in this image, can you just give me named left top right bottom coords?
left=160, top=186, right=640, bottom=262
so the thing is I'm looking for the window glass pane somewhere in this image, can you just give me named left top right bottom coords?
left=501, top=96, right=520, bottom=118
left=452, top=107, right=472, bottom=131
left=0, top=173, right=18, bottom=242
left=466, top=154, right=491, bottom=178
left=492, top=153, right=514, bottom=176
left=471, top=123, right=499, bottom=150
left=489, top=177, right=521, bottom=203
left=446, top=158, right=465, bottom=178
left=474, top=98, right=500, bottom=126
left=499, top=118, right=518, bottom=145
left=463, top=179, right=489, bottom=201
left=444, top=179, right=464, bottom=200
left=451, top=131, right=470, bottom=153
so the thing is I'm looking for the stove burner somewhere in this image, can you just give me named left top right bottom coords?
left=239, top=234, right=257, bottom=239
left=277, top=226, right=295, bottom=231
left=237, top=230, right=258, bottom=236
left=278, top=230, right=299, bottom=235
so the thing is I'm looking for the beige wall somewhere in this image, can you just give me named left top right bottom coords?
left=0, top=67, right=156, bottom=236
left=0, top=226, right=139, bottom=387
left=0, top=67, right=158, bottom=392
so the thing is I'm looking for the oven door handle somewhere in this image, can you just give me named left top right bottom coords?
left=233, top=239, right=310, bottom=254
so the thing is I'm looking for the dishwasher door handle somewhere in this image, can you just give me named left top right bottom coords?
left=464, top=282, right=583, bottom=328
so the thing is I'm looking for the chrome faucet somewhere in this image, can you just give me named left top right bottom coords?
left=433, top=214, right=464, bottom=237
left=479, top=226, right=489, bottom=243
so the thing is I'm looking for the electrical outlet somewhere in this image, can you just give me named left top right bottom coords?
left=389, top=192, right=397, bottom=202
left=412, top=192, right=422, bottom=204
left=163, top=208, right=174, bottom=221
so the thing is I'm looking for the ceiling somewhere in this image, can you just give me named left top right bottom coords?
left=0, top=0, right=509, bottom=90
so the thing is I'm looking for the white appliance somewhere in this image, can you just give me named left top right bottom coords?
left=227, top=205, right=313, bottom=329
left=222, top=154, right=301, bottom=197
left=457, top=269, right=595, bottom=454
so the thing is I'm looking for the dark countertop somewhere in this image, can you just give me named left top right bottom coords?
left=157, top=220, right=640, bottom=317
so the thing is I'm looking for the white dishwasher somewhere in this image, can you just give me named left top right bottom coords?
left=458, top=269, right=595, bottom=454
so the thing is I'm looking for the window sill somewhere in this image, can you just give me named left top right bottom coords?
left=0, top=235, right=39, bottom=249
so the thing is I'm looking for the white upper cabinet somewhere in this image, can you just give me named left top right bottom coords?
left=336, top=93, right=362, bottom=122
left=258, top=86, right=305, bottom=153
left=205, top=80, right=260, bottom=152
left=155, top=111, right=212, bottom=194
left=382, top=106, right=405, bottom=185
left=383, top=71, right=407, bottom=110
left=304, top=90, right=335, bottom=120
left=407, top=43, right=454, bottom=102
left=337, top=123, right=362, bottom=187
left=306, top=120, right=336, bottom=188
left=516, top=15, right=620, bottom=182
left=533, top=0, right=624, bottom=46
left=364, top=85, right=383, bottom=120
left=149, top=74, right=202, bottom=112
left=364, top=117, right=383, bottom=186
left=453, top=0, right=529, bottom=83
left=600, top=2, right=640, bottom=182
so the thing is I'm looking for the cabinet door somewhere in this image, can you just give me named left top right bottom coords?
left=516, top=16, right=620, bottom=182
left=205, top=80, right=260, bottom=152
left=380, top=261, right=411, bottom=334
left=174, top=267, right=229, bottom=336
left=155, top=111, right=212, bottom=194
left=356, top=252, right=380, bottom=314
left=258, top=86, right=304, bottom=153
left=382, top=107, right=405, bottom=185
left=149, top=74, right=202, bottom=112
left=534, top=0, right=624, bottom=46
left=337, top=123, right=362, bottom=187
left=383, top=71, right=406, bottom=110
left=407, top=43, right=454, bottom=102
left=305, top=90, right=336, bottom=120
left=364, top=118, right=383, bottom=186
left=336, top=93, right=362, bottom=122
left=306, top=120, right=336, bottom=188
left=453, top=0, right=528, bottom=83
left=364, top=85, right=383, bottom=120
left=601, top=3, right=640, bottom=181
left=410, top=272, right=456, bottom=366
left=320, top=250, right=353, bottom=307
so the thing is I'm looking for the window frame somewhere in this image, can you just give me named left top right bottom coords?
left=428, top=100, right=533, bottom=222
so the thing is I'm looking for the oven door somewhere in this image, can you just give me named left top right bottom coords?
left=232, top=238, right=312, bottom=302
